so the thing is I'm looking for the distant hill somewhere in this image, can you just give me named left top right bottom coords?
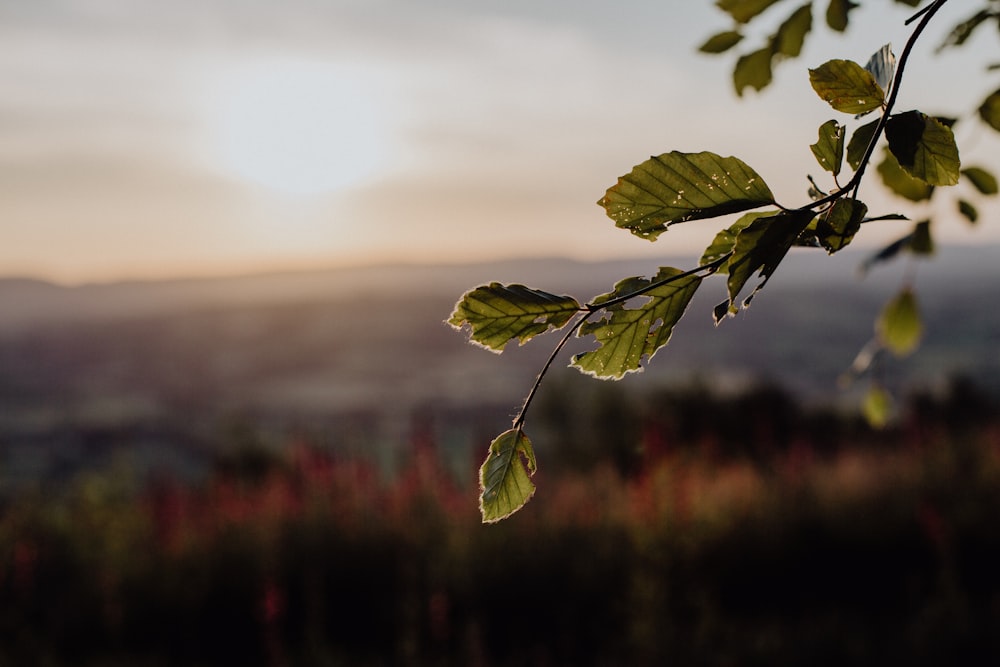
left=0, top=245, right=996, bottom=488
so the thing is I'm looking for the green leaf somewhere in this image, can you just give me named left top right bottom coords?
left=826, top=0, right=859, bottom=32
left=810, top=119, right=845, bottom=175
left=816, top=198, right=866, bottom=253
left=846, top=119, right=880, bottom=171
left=877, top=149, right=933, bottom=202
left=911, top=220, right=935, bottom=256
left=773, top=4, right=812, bottom=58
left=885, top=111, right=961, bottom=186
left=480, top=429, right=536, bottom=523
left=448, top=283, right=580, bottom=352
left=809, top=59, right=885, bottom=114
left=716, top=0, right=782, bottom=24
left=700, top=30, right=744, bottom=53
left=598, top=151, right=775, bottom=241
left=980, top=89, right=1000, bottom=133
left=958, top=199, right=979, bottom=225
left=962, top=167, right=999, bottom=195
left=734, top=46, right=773, bottom=95
left=862, top=385, right=893, bottom=429
left=722, top=209, right=815, bottom=319
left=699, top=210, right=774, bottom=272
left=877, top=288, right=922, bottom=357
left=939, top=9, right=993, bottom=51
left=572, top=267, right=702, bottom=379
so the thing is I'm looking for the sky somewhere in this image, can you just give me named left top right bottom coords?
left=1, top=0, right=997, bottom=283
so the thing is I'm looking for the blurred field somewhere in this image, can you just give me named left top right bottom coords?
left=2, top=378, right=1000, bottom=666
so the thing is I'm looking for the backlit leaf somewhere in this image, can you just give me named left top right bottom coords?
left=716, top=0, right=782, bottom=24
left=810, top=119, right=845, bottom=175
left=885, top=111, right=961, bottom=186
left=962, top=167, right=999, bottom=195
left=809, top=59, right=885, bottom=114
left=572, top=267, right=702, bottom=379
left=448, top=283, right=579, bottom=352
left=816, top=198, right=866, bottom=253
left=734, top=46, right=773, bottom=95
left=980, top=88, right=1000, bottom=132
left=723, top=209, right=815, bottom=319
left=699, top=211, right=774, bottom=272
left=700, top=30, right=744, bottom=53
left=480, top=429, right=536, bottom=523
left=877, top=288, right=922, bottom=357
left=826, top=0, right=859, bottom=32
left=939, top=9, right=993, bottom=51
left=598, top=152, right=775, bottom=241
left=911, top=220, right=934, bottom=256
left=846, top=119, right=880, bottom=170
left=958, top=199, right=979, bottom=224
left=773, top=4, right=812, bottom=58
left=862, top=385, right=893, bottom=429
left=877, top=150, right=933, bottom=202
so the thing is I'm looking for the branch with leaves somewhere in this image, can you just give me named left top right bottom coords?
left=450, top=0, right=999, bottom=523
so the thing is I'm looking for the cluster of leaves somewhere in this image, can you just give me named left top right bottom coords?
left=450, top=0, right=999, bottom=522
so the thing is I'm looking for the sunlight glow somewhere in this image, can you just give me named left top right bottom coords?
left=206, top=58, right=389, bottom=196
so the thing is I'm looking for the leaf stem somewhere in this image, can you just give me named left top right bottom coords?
left=512, top=312, right=589, bottom=429
left=583, top=252, right=732, bottom=311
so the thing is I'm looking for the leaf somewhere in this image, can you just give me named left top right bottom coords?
left=826, top=0, right=859, bottom=32
left=876, top=288, right=922, bottom=357
left=958, top=199, right=979, bottom=225
left=699, top=211, right=774, bottom=272
left=846, top=119, right=880, bottom=170
left=598, top=152, right=775, bottom=241
left=862, top=386, right=893, bottom=429
left=810, top=119, right=845, bottom=175
left=480, top=429, right=536, bottom=523
left=907, top=220, right=933, bottom=256
left=816, top=198, right=866, bottom=253
left=809, top=59, right=885, bottom=114
left=773, top=4, right=812, bottom=58
left=722, top=209, right=815, bottom=319
left=716, top=0, right=782, bottom=24
left=863, top=44, right=896, bottom=96
left=885, top=111, right=961, bottom=186
left=939, top=9, right=993, bottom=52
left=859, top=231, right=914, bottom=275
left=877, top=149, right=933, bottom=202
left=572, top=267, right=702, bottom=379
left=448, top=283, right=580, bottom=352
left=734, top=46, right=773, bottom=95
left=962, top=167, right=999, bottom=195
left=700, top=30, right=744, bottom=53
left=980, top=88, right=1000, bottom=132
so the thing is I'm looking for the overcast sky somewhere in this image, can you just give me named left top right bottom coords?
left=1, top=0, right=996, bottom=283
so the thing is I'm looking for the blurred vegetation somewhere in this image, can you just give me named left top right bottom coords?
left=2, top=378, right=1000, bottom=666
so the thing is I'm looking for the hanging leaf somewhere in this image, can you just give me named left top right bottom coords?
left=773, top=4, right=812, bottom=58
left=480, top=429, right=537, bottom=523
left=910, top=220, right=934, bottom=256
left=598, top=151, right=775, bottom=241
left=962, top=167, right=999, bottom=195
left=699, top=211, right=774, bottom=272
left=846, top=119, right=880, bottom=170
left=816, top=198, right=867, bottom=253
left=826, top=0, right=859, bottom=32
left=448, top=283, right=580, bottom=352
left=885, top=111, right=961, bottom=186
left=700, top=31, right=744, bottom=53
left=980, top=88, right=1000, bottom=132
left=722, top=209, right=815, bottom=319
left=734, top=46, right=774, bottom=95
left=877, top=150, right=933, bottom=202
left=716, top=0, right=782, bottom=24
left=572, top=268, right=702, bottom=379
left=863, top=44, right=896, bottom=96
left=809, top=59, right=885, bottom=114
left=958, top=199, right=979, bottom=224
left=877, top=288, right=922, bottom=357
left=862, top=385, right=893, bottom=429
left=810, top=119, right=845, bottom=175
